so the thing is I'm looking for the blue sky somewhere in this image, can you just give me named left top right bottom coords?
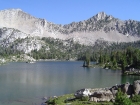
left=0, top=0, right=140, bottom=24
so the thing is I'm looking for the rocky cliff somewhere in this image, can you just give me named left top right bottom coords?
left=0, top=9, right=140, bottom=53
left=0, top=27, right=45, bottom=53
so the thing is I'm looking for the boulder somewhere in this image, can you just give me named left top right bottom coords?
left=91, top=89, right=114, bottom=102
left=110, top=83, right=134, bottom=96
left=74, top=88, right=91, bottom=98
left=121, top=82, right=134, bottom=95
left=110, top=85, right=119, bottom=96
left=133, top=80, right=140, bottom=95
left=74, top=80, right=140, bottom=102
left=89, top=97, right=98, bottom=102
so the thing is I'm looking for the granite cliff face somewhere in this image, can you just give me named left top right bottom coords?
left=63, top=12, right=140, bottom=36
left=0, top=9, right=140, bottom=53
left=0, top=27, right=45, bottom=53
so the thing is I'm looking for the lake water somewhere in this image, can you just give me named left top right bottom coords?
left=0, top=61, right=140, bottom=105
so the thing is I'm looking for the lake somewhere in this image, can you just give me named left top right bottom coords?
left=0, top=61, right=140, bottom=105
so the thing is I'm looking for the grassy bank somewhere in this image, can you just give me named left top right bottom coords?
left=45, top=94, right=113, bottom=105
left=45, top=91, right=140, bottom=105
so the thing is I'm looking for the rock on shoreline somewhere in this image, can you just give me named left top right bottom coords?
left=74, top=80, right=140, bottom=102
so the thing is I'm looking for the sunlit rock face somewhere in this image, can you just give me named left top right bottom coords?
left=0, top=8, right=140, bottom=53
left=0, top=27, right=45, bottom=53
left=133, top=80, right=140, bottom=95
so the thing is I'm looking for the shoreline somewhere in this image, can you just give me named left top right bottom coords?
left=0, top=59, right=80, bottom=65
left=45, top=80, right=140, bottom=105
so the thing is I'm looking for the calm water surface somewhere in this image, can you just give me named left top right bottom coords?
left=0, top=61, right=140, bottom=105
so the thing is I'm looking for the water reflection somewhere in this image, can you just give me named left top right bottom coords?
left=0, top=61, right=139, bottom=105
left=83, top=67, right=91, bottom=73
left=121, top=75, right=140, bottom=84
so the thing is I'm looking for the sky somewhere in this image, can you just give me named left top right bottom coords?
left=0, top=0, right=140, bottom=24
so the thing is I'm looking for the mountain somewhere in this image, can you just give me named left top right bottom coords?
left=0, top=9, right=140, bottom=54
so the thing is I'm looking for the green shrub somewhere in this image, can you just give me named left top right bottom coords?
left=131, top=95, right=140, bottom=102
left=47, top=98, right=63, bottom=105
left=46, top=98, right=54, bottom=104
left=114, top=88, right=132, bottom=105
left=72, top=100, right=83, bottom=105
left=81, top=96, right=89, bottom=101
left=53, top=98, right=63, bottom=104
